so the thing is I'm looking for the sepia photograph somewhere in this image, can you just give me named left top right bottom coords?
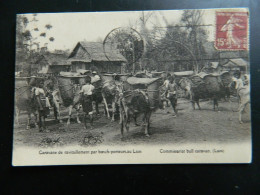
left=12, top=8, right=251, bottom=165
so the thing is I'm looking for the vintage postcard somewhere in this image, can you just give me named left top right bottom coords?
left=13, top=8, right=251, bottom=166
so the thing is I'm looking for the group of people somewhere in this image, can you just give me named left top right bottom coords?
left=29, top=71, right=101, bottom=130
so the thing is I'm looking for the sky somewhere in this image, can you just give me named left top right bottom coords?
left=21, top=9, right=218, bottom=52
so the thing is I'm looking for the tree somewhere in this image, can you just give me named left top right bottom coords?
left=104, top=29, right=144, bottom=73
left=180, top=10, right=208, bottom=73
left=15, top=14, right=55, bottom=75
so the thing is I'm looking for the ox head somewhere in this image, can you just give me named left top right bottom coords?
left=158, top=96, right=163, bottom=109
left=179, top=78, right=192, bottom=98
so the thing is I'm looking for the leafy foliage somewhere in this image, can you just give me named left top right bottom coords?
left=22, top=30, right=32, bottom=41
left=40, top=32, right=46, bottom=37
left=16, top=14, right=55, bottom=75
left=45, top=24, right=53, bottom=30
left=140, top=10, right=208, bottom=73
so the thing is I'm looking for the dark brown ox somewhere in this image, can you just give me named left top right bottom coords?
left=179, top=73, right=226, bottom=110
left=118, top=77, right=163, bottom=137
left=15, top=77, right=38, bottom=129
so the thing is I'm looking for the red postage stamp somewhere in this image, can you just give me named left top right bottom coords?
left=215, top=11, right=248, bottom=50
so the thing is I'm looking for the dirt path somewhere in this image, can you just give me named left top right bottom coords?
left=13, top=98, right=251, bottom=148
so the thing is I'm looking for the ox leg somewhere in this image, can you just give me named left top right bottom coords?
left=67, top=105, right=73, bottom=125
left=238, top=105, right=244, bottom=124
left=192, top=96, right=200, bottom=110
left=238, top=103, right=247, bottom=124
left=162, top=100, right=166, bottom=110
left=83, top=114, right=87, bottom=129
left=119, top=105, right=123, bottom=125
left=166, top=99, right=170, bottom=107
left=191, top=101, right=195, bottom=110
left=213, top=98, right=219, bottom=111
left=57, top=104, right=62, bottom=123
left=102, top=93, right=110, bottom=118
left=33, top=112, right=39, bottom=129
left=38, top=111, right=43, bottom=132
left=120, top=115, right=124, bottom=138
left=103, top=106, right=107, bottom=116
left=111, top=101, right=115, bottom=122
left=196, top=100, right=201, bottom=110
left=227, top=89, right=230, bottom=101
left=125, top=109, right=130, bottom=133
left=26, top=113, right=31, bottom=130
left=52, top=97, right=62, bottom=123
left=119, top=106, right=125, bottom=138
left=134, top=114, right=140, bottom=126
left=43, top=115, right=47, bottom=131
left=144, top=112, right=151, bottom=137
left=95, top=101, right=100, bottom=116
left=143, top=114, right=148, bottom=136
left=39, top=110, right=47, bottom=131
left=89, top=114, right=93, bottom=129
left=53, top=104, right=58, bottom=120
left=76, top=106, right=81, bottom=124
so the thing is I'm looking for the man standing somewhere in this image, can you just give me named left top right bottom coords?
left=33, top=80, right=51, bottom=132
left=80, top=76, right=95, bottom=129
left=92, top=71, right=101, bottom=82
left=167, top=76, right=178, bottom=117
left=162, top=73, right=171, bottom=107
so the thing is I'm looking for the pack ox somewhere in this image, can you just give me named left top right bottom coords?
left=15, top=76, right=50, bottom=131
left=43, top=73, right=127, bottom=127
left=179, top=73, right=226, bottom=111
left=52, top=75, right=85, bottom=125
left=118, top=77, right=163, bottom=137
left=100, top=74, right=130, bottom=122
left=15, top=77, right=38, bottom=129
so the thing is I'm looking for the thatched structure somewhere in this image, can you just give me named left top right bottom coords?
left=222, top=58, right=249, bottom=73
left=34, top=53, right=71, bottom=74
left=68, top=42, right=127, bottom=74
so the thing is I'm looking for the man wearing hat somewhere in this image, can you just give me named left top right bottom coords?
left=167, top=75, right=178, bottom=117
left=92, top=71, right=100, bottom=82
